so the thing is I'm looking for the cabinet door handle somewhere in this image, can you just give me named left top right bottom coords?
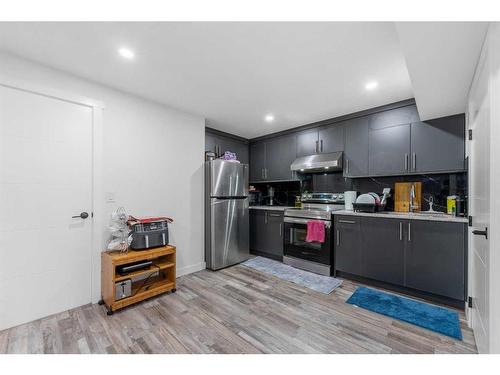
left=315, top=140, right=319, bottom=153
left=404, top=153, right=408, bottom=171
left=346, top=159, right=349, bottom=174
left=336, top=229, right=340, bottom=246
left=320, top=139, right=323, bottom=152
left=265, top=212, right=268, bottom=224
left=268, top=213, right=281, bottom=217
left=279, top=223, right=282, bottom=237
left=472, top=228, right=488, bottom=239
left=338, top=219, right=356, bottom=224
left=412, top=153, right=416, bottom=171
left=290, top=228, right=293, bottom=243
left=399, top=222, right=402, bottom=241
left=408, top=222, right=411, bottom=242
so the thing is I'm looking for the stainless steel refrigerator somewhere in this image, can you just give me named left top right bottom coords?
left=205, top=159, right=250, bottom=270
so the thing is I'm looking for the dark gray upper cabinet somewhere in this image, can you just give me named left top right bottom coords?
left=334, top=216, right=362, bottom=275
left=369, top=123, right=411, bottom=176
left=205, top=132, right=218, bottom=153
left=344, top=117, right=369, bottom=177
left=266, top=134, right=297, bottom=181
left=405, top=220, right=466, bottom=300
left=369, top=105, right=420, bottom=130
left=410, top=115, right=465, bottom=173
left=248, top=102, right=465, bottom=179
left=361, top=217, right=405, bottom=285
left=205, top=131, right=249, bottom=164
left=250, top=142, right=266, bottom=182
left=296, top=129, right=320, bottom=157
left=318, top=124, right=344, bottom=153
left=221, top=137, right=249, bottom=165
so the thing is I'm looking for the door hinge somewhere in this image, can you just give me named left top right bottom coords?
left=468, top=296, right=473, bottom=308
left=468, top=129, right=473, bottom=140
left=468, top=216, right=472, bottom=227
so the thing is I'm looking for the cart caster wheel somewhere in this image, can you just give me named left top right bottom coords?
left=171, top=288, right=176, bottom=293
left=98, top=299, right=104, bottom=305
left=106, top=310, right=114, bottom=316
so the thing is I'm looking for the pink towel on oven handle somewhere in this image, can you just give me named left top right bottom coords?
left=305, top=219, right=326, bottom=243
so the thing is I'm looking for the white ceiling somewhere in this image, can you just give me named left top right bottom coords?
left=0, top=22, right=487, bottom=138
left=396, top=22, right=488, bottom=121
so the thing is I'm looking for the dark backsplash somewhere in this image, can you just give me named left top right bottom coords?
left=312, top=172, right=467, bottom=212
left=251, top=172, right=467, bottom=212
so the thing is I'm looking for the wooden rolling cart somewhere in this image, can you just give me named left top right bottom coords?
left=99, top=245, right=176, bottom=315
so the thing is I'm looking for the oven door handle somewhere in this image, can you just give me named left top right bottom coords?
left=284, top=217, right=331, bottom=228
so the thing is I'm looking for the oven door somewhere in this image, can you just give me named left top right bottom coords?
left=283, top=217, right=332, bottom=265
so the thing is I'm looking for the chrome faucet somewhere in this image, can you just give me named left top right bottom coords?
left=409, top=183, right=418, bottom=212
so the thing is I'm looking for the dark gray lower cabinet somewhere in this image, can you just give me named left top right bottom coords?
left=250, top=210, right=267, bottom=253
left=249, top=210, right=283, bottom=260
left=405, top=220, right=466, bottom=300
left=335, top=217, right=362, bottom=275
left=334, top=215, right=466, bottom=302
left=361, top=217, right=404, bottom=286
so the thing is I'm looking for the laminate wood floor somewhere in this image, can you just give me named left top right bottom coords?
left=0, top=264, right=477, bottom=354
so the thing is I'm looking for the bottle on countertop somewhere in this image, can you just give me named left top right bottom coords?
left=295, top=195, right=302, bottom=208
left=447, top=195, right=457, bottom=215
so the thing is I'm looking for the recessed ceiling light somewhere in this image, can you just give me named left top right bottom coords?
left=118, top=47, right=135, bottom=60
left=265, top=114, right=275, bottom=123
left=365, top=81, right=378, bottom=91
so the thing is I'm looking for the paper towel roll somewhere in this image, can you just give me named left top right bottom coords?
left=344, top=191, right=357, bottom=211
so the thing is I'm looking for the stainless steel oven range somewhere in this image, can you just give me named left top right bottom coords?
left=283, top=192, right=344, bottom=276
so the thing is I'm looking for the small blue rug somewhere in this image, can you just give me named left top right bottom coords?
left=346, top=287, right=462, bottom=340
left=241, top=256, right=342, bottom=294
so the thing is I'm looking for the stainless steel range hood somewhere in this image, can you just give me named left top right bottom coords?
left=290, top=152, right=343, bottom=173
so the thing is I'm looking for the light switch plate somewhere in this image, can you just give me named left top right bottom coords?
left=105, top=192, right=116, bottom=203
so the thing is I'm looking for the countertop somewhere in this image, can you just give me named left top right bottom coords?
left=332, top=210, right=468, bottom=223
left=249, top=206, right=294, bottom=211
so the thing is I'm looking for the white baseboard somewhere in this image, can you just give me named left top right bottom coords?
left=176, top=262, right=206, bottom=277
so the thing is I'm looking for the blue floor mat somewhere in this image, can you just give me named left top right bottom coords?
left=346, top=287, right=462, bottom=340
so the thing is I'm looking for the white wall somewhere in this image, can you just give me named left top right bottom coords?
left=0, top=52, right=206, bottom=303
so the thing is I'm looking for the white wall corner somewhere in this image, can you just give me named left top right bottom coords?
left=176, top=262, right=206, bottom=278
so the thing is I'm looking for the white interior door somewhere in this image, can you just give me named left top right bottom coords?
left=0, top=84, right=93, bottom=330
left=468, top=42, right=490, bottom=353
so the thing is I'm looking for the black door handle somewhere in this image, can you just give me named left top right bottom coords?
left=72, top=212, right=89, bottom=219
left=472, top=228, right=488, bottom=239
